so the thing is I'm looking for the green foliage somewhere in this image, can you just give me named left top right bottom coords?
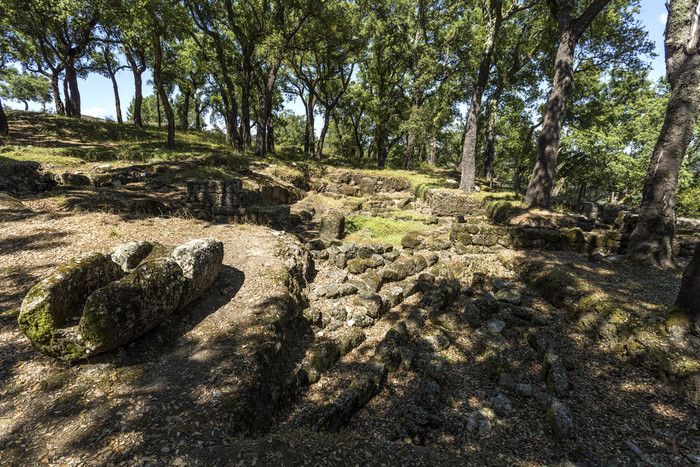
left=0, top=67, right=52, bottom=110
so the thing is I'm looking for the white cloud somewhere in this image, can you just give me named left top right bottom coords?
left=82, top=106, right=111, bottom=119
left=658, top=13, right=668, bottom=24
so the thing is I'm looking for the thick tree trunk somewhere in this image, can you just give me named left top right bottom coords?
left=676, top=243, right=700, bottom=333
left=0, top=99, right=8, bottom=135
left=64, top=62, right=81, bottom=118
left=483, top=95, right=498, bottom=183
left=153, top=36, right=175, bottom=149
left=524, top=0, right=612, bottom=208
left=256, top=67, right=278, bottom=157
left=525, top=33, right=576, bottom=208
left=628, top=0, right=700, bottom=267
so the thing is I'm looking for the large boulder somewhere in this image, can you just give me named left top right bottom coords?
left=171, top=238, right=224, bottom=308
left=18, top=238, right=224, bottom=362
left=80, top=259, right=185, bottom=355
left=18, top=253, right=126, bottom=360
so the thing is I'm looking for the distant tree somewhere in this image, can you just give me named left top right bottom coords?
left=276, top=109, right=305, bottom=147
left=628, top=0, right=700, bottom=267
left=0, top=67, right=52, bottom=111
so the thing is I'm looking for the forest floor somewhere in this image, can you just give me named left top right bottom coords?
left=0, top=111, right=699, bottom=466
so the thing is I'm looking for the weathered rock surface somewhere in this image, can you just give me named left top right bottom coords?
left=18, top=239, right=224, bottom=361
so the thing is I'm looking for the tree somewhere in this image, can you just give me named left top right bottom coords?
left=0, top=67, right=52, bottom=110
left=458, top=0, right=539, bottom=191
left=627, top=0, right=700, bottom=267
left=3, top=0, right=99, bottom=118
left=90, top=40, right=126, bottom=123
left=524, top=0, right=615, bottom=207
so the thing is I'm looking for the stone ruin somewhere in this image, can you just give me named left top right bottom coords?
left=185, top=178, right=293, bottom=229
left=18, top=238, right=223, bottom=362
left=0, top=160, right=54, bottom=194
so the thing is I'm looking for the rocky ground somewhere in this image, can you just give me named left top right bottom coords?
left=0, top=160, right=699, bottom=466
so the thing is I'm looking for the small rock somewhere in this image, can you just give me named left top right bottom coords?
left=546, top=399, right=575, bottom=439
left=490, top=393, right=513, bottom=417
left=487, top=319, right=506, bottom=334
left=444, top=179, right=459, bottom=189
left=497, top=373, right=516, bottom=392
left=495, top=288, right=522, bottom=305
left=491, top=279, right=512, bottom=290
left=516, top=383, right=533, bottom=397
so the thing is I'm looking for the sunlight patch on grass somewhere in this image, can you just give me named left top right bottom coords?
left=345, top=214, right=430, bottom=245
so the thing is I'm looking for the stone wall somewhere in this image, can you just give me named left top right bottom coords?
left=450, top=222, right=699, bottom=257
left=185, top=178, right=292, bottom=228
left=0, top=161, right=54, bottom=194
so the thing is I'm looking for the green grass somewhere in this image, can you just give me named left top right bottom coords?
left=345, top=215, right=430, bottom=245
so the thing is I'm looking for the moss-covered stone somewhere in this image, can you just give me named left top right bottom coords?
left=80, top=258, right=185, bottom=355
left=18, top=252, right=125, bottom=359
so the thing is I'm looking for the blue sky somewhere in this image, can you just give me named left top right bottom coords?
left=4, top=0, right=669, bottom=120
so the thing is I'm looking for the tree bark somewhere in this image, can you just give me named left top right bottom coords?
left=430, top=132, right=437, bottom=165
left=49, top=71, right=65, bottom=116
left=524, top=0, right=613, bottom=208
left=153, top=35, right=175, bottom=149
left=125, top=50, right=146, bottom=126
left=181, top=90, right=191, bottom=131
left=64, top=60, right=81, bottom=118
left=267, top=116, right=275, bottom=153
left=628, top=0, right=700, bottom=267
left=0, top=99, right=8, bottom=135
left=256, top=67, right=278, bottom=157
left=305, top=92, right=316, bottom=157
left=483, top=94, right=498, bottom=183
left=104, top=48, right=123, bottom=124
left=405, top=85, right=424, bottom=170
left=377, top=124, right=388, bottom=167
left=241, top=50, right=253, bottom=149
left=676, top=243, right=700, bottom=333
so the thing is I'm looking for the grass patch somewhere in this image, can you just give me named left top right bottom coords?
left=345, top=215, right=430, bottom=245
left=174, top=166, right=232, bottom=181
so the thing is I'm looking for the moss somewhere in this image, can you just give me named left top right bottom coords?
left=485, top=200, right=528, bottom=224
left=272, top=165, right=306, bottom=188
left=345, top=215, right=430, bottom=245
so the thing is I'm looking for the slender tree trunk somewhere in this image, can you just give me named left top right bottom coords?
left=405, top=86, right=424, bottom=170
left=64, top=61, right=81, bottom=118
left=126, top=52, right=145, bottom=126
left=305, top=93, right=316, bottom=157
left=50, top=72, right=65, bottom=116
left=109, top=70, right=123, bottom=124
left=153, top=35, right=175, bottom=149
left=242, top=52, right=253, bottom=149
left=350, top=113, right=364, bottom=159
left=315, top=109, right=331, bottom=158
left=63, top=77, right=72, bottom=117
left=156, top=92, right=162, bottom=127
left=459, top=11, right=501, bottom=192
left=628, top=0, right=700, bottom=267
left=377, top=124, right=388, bottom=167
left=194, top=98, right=202, bottom=131
left=256, top=67, right=278, bottom=157
left=483, top=95, right=498, bottom=182
left=0, top=99, right=8, bottom=135
left=430, top=132, right=437, bottom=165
left=524, top=0, right=612, bottom=208
left=181, top=90, right=191, bottom=131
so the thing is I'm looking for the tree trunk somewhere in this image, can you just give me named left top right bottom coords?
left=108, top=70, right=123, bottom=124
left=0, top=99, right=8, bottom=135
left=156, top=91, right=162, bottom=127
left=241, top=50, right=253, bottom=149
left=459, top=11, right=501, bottom=192
left=483, top=95, right=498, bottom=182
left=256, top=67, right=278, bottom=157
left=676, top=243, right=700, bottom=333
left=267, top=116, right=275, bottom=153
left=405, top=85, right=424, bottom=170
left=181, top=90, right=191, bottom=131
left=50, top=72, right=65, bottom=116
left=305, top=92, right=316, bottom=157
left=153, top=36, right=175, bottom=149
left=315, top=109, right=330, bottom=158
left=524, top=0, right=612, bottom=208
left=628, top=0, right=700, bottom=267
left=194, top=95, right=202, bottom=131
left=64, top=61, right=81, bottom=118
left=377, top=125, right=388, bottom=167
left=430, top=132, right=437, bottom=165
left=126, top=52, right=145, bottom=126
